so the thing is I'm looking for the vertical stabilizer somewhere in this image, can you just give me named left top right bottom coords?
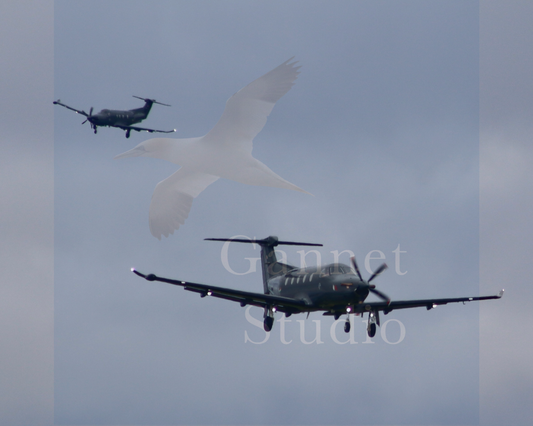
left=205, top=236, right=322, bottom=294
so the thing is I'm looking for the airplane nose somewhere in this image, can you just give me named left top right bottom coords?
left=89, top=114, right=103, bottom=124
left=331, top=275, right=358, bottom=290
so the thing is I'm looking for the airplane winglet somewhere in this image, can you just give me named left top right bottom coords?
left=498, top=289, right=505, bottom=298
left=131, top=268, right=144, bottom=278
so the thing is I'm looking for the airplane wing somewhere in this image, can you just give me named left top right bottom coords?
left=352, top=290, right=504, bottom=314
left=131, top=269, right=309, bottom=313
left=116, top=125, right=176, bottom=134
left=53, top=100, right=89, bottom=117
left=131, top=267, right=503, bottom=316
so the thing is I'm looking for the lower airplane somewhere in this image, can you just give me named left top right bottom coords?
left=131, top=236, right=504, bottom=338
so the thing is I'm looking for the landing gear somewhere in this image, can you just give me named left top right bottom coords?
left=125, top=128, right=131, bottom=138
left=263, top=306, right=275, bottom=332
left=344, top=319, right=351, bottom=333
left=264, top=316, right=274, bottom=332
left=93, top=126, right=97, bottom=134
left=367, top=311, right=378, bottom=338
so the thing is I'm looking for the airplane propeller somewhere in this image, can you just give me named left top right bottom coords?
left=81, top=107, right=93, bottom=124
left=368, top=262, right=387, bottom=284
left=351, top=256, right=390, bottom=303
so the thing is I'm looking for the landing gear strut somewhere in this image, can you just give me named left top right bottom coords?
left=344, top=306, right=353, bottom=333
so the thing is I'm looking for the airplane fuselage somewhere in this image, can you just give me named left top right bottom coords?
left=89, top=105, right=151, bottom=128
left=267, top=263, right=371, bottom=311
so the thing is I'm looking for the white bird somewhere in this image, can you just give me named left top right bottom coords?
left=114, top=57, right=310, bottom=239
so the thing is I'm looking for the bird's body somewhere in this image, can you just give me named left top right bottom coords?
left=115, top=58, right=309, bottom=239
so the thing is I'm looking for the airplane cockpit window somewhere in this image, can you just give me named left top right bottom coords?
left=329, top=266, right=345, bottom=275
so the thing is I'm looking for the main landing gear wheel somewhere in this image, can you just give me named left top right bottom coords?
left=126, top=129, right=131, bottom=138
left=367, top=322, right=377, bottom=338
left=344, top=320, right=351, bottom=333
left=263, top=316, right=274, bottom=332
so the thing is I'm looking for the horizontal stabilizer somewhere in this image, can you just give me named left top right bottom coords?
left=133, top=95, right=171, bottom=106
left=205, top=235, right=322, bottom=247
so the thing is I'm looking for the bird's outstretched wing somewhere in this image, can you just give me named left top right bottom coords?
left=149, top=168, right=219, bottom=239
left=203, top=57, right=301, bottom=152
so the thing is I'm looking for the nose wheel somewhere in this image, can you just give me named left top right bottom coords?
left=344, top=318, right=351, bottom=333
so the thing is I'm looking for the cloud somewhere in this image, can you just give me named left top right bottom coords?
left=4, top=1, right=533, bottom=425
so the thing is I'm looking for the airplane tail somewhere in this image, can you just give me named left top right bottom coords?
left=132, top=96, right=171, bottom=114
left=205, top=236, right=322, bottom=294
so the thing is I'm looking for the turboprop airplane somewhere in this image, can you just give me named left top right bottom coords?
left=131, top=236, right=504, bottom=338
left=53, top=96, right=176, bottom=138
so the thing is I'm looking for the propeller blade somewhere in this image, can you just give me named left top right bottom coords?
left=369, top=287, right=391, bottom=304
left=368, top=263, right=387, bottom=283
left=350, top=256, right=364, bottom=282
left=81, top=107, right=93, bottom=125
left=351, top=256, right=390, bottom=302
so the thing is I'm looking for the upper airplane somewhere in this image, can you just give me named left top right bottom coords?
left=114, top=58, right=310, bottom=239
left=131, top=236, right=504, bottom=338
left=53, top=96, right=176, bottom=138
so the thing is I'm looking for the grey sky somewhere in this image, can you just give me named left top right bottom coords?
left=1, top=1, right=532, bottom=425
left=53, top=1, right=479, bottom=424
